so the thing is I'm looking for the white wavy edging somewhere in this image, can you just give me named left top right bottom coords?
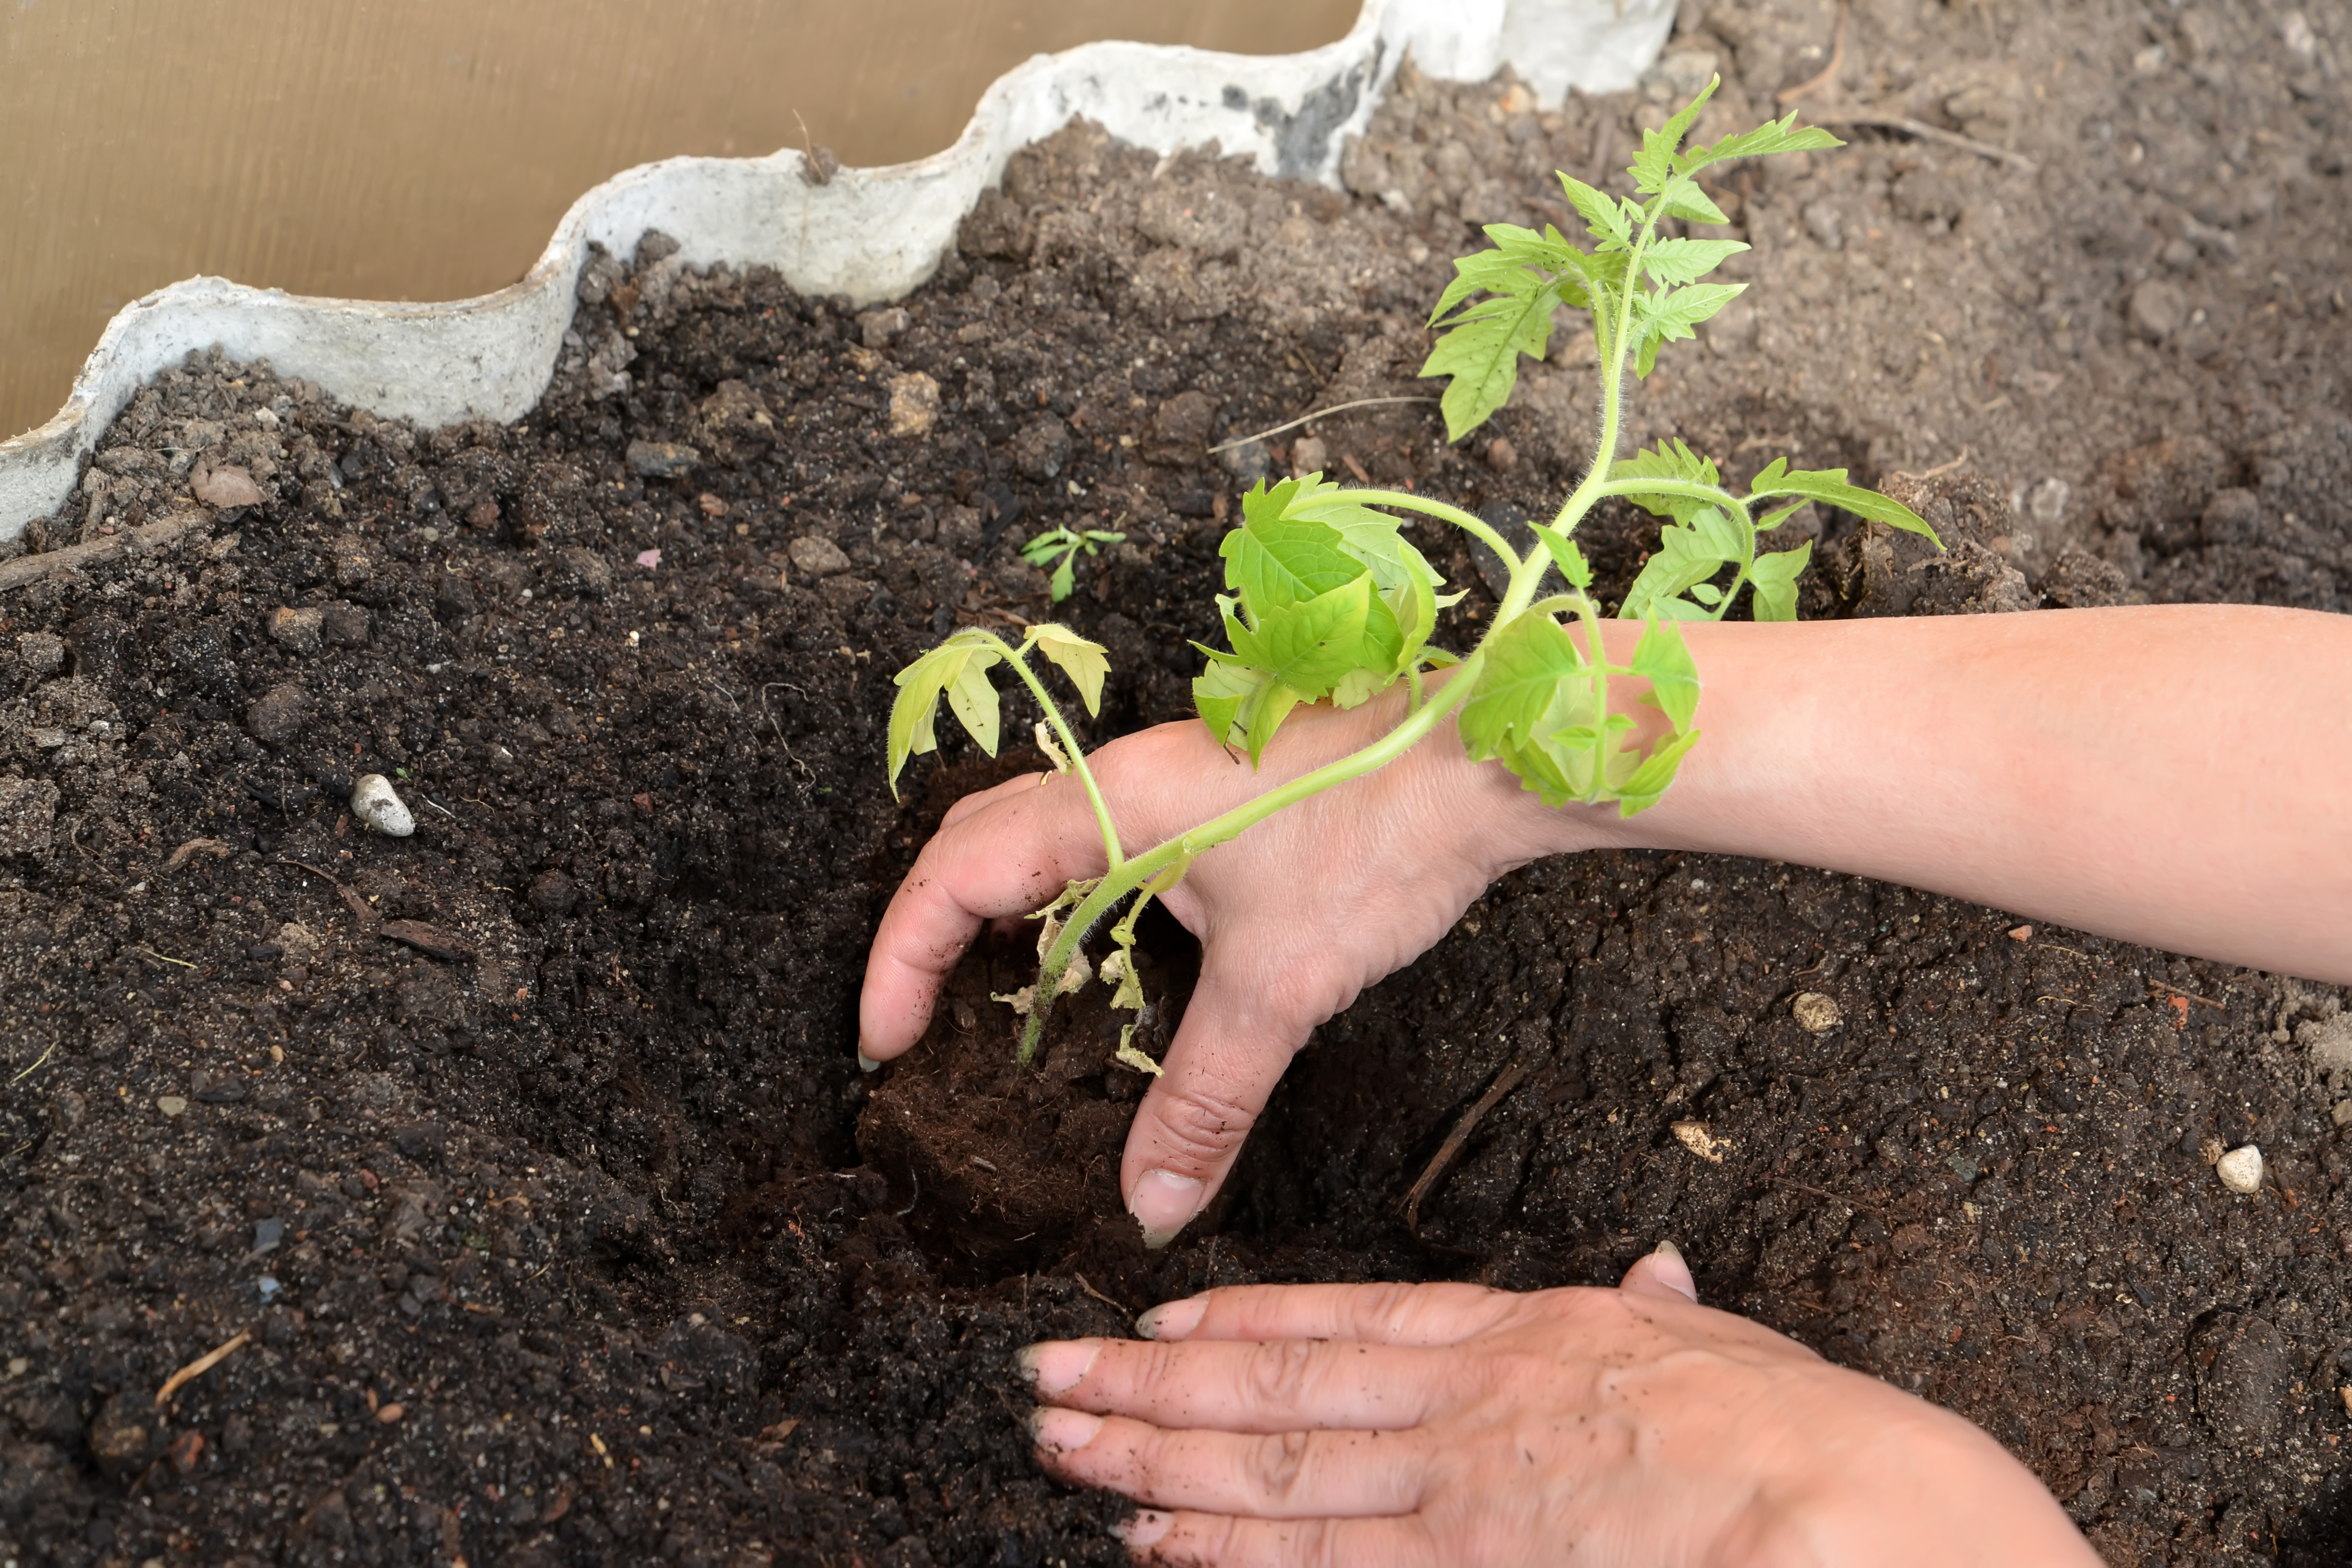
left=0, top=0, right=1671, bottom=541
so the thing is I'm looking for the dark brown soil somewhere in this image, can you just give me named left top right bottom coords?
left=3, top=3, right=2350, bottom=1564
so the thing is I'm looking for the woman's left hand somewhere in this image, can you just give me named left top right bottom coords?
left=1018, top=1252, right=2099, bottom=1567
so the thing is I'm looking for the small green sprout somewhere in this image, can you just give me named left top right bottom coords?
left=887, top=80, right=1940, bottom=1065
left=1020, top=525, right=1128, bottom=602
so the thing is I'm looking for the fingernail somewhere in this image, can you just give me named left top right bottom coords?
left=1016, top=1340, right=1100, bottom=1395
left=1027, top=1406, right=1103, bottom=1453
left=1134, top=1295, right=1207, bottom=1342
left=1119, top=1510, right=1173, bottom=1549
left=856, top=1038, right=882, bottom=1073
left=1128, top=1169, right=1204, bottom=1250
left=1649, top=1238, right=1698, bottom=1303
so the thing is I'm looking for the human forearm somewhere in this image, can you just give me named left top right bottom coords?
left=1505, top=605, right=2352, bottom=984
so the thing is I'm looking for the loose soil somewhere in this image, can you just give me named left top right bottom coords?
left=4, top=3, right=2351, bottom=1563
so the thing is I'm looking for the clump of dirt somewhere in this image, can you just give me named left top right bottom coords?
left=0, top=3, right=2349, bottom=1564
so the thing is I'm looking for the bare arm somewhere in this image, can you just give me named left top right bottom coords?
left=1588, top=604, right=2352, bottom=985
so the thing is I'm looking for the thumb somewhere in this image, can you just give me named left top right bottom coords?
left=1119, top=946, right=1325, bottom=1250
left=1619, top=1240, right=1700, bottom=1304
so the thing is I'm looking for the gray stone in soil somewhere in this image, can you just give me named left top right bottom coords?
left=626, top=439, right=702, bottom=478
left=350, top=773, right=415, bottom=837
left=788, top=534, right=853, bottom=578
left=246, top=681, right=313, bottom=745
left=269, top=605, right=325, bottom=655
left=0, top=776, right=60, bottom=855
left=15, top=631, right=66, bottom=677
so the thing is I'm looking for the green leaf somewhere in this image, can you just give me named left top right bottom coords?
left=887, top=633, right=1005, bottom=798
left=1632, top=75, right=1719, bottom=192
left=1748, top=459, right=1940, bottom=544
left=1222, top=488, right=1366, bottom=612
left=1604, top=726, right=1702, bottom=817
left=1192, top=656, right=1300, bottom=764
left=1024, top=623, right=1111, bottom=717
left=1687, top=112, right=1844, bottom=171
left=1557, top=173, right=1630, bottom=249
left=1631, top=283, right=1746, bottom=376
left=1628, top=618, right=1701, bottom=731
left=1642, top=237, right=1748, bottom=288
left=1660, top=182, right=1730, bottom=225
left=1019, top=528, right=1072, bottom=567
left=1620, top=507, right=1743, bottom=619
left=1225, top=574, right=1378, bottom=702
left=1611, top=438, right=1723, bottom=523
left=1745, top=542, right=1812, bottom=622
left=1419, top=274, right=1562, bottom=441
left=1529, top=522, right=1592, bottom=590
left=1688, top=582, right=1723, bottom=605
left=1460, top=614, right=1586, bottom=754
left=1049, top=558, right=1075, bottom=602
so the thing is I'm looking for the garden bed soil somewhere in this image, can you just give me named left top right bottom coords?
left=4, top=2, right=2352, bottom=1563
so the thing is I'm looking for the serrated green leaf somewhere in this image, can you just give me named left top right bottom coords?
left=1642, top=237, right=1749, bottom=287
left=1748, top=461, right=1940, bottom=545
left=887, top=634, right=1003, bottom=799
left=1687, top=112, right=1844, bottom=171
left=1628, top=618, right=1701, bottom=731
left=1024, top=623, right=1111, bottom=717
left=1620, top=507, right=1743, bottom=619
left=1661, top=182, right=1730, bottom=224
left=1529, top=522, right=1592, bottom=590
left=1632, top=75, right=1719, bottom=192
left=1755, top=499, right=1810, bottom=534
left=1429, top=248, right=1552, bottom=323
left=1747, top=541, right=1812, bottom=622
left=1604, top=726, right=1702, bottom=817
left=1611, top=438, right=1723, bottom=523
left=1243, top=680, right=1303, bottom=767
left=1459, top=615, right=1603, bottom=808
left=1558, top=173, right=1630, bottom=249
left=1019, top=528, right=1070, bottom=567
left=1049, top=558, right=1075, bottom=602
left=1193, top=656, right=1296, bottom=762
left=1226, top=573, right=1377, bottom=701
left=1221, top=498, right=1364, bottom=615
left=1420, top=274, right=1562, bottom=441
left=1459, top=613, right=1588, bottom=760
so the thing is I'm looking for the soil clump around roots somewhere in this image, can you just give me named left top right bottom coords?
left=3, top=4, right=2352, bottom=1562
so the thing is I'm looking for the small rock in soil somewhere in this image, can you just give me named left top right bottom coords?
left=888, top=371, right=941, bottom=438
left=86, top=1392, right=161, bottom=1479
left=155, top=1095, right=188, bottom=1118
left=191, top=462, right=265, bottom=508
left=268, top=605, right=325, bottom=655
left=788, top=534, right=853, bottom=577
left=0, top=776, right=59, bottom=855
left=2215, top=1143, right=2264, bottom=1194
left=15, top=630, right=65, bottom=676
left=1013, top=414, right=1073, bottom=480
left=1791, top=992, right=1843, bottom=1034
left=246, top=680, right=313, bottom=745
left=626, top=438, right=702, bottom=478
left=350, top=773, right=415, bottom=837
left=526, top=869, right=579, bottom=916
left=859, top=305, right=911, bottom=348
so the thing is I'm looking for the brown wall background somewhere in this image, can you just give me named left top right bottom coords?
left=0, top=0, right=1359, bottom=439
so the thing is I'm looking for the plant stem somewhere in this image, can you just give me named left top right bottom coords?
left=1021, top=665, right=1483, bottom=1059
left=1327, top=489, right=1523, bottom=573
left=964, top=629, right=1126, bottom=873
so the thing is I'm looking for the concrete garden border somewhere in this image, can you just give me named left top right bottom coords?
left=0, top=0, right=1672, bottom=541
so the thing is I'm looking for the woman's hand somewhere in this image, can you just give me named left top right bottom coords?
left=856, top=683, right=1584, bottom=1246
left=1020, top=1254, right=2100, bottom=1567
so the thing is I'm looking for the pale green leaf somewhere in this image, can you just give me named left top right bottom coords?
left=1025, top=623, right=1112, bottom=717
left=1687, top=112, right=1844, bottom=170
left=1049, top=558, right=1075, bottom=602
left=1748, top=459, right=1940, bottom=544
left=1226, top=574, right=1378, bottom=701
left=1221, top=498, right=1364, bottom=614
left=1628, top=618, right=1701, bottom=731
left=886, top=635, right=1003, bottom=799
left=1529, top=522, right=1592, bottom=590
left=1420, top=276, right=1562, bottom=441
left=1611, top=438, right=1722, bottom=523
left=1746, top=541, right=1812, bottom=622
left=1632, top=75, right=1719, bottom=192
left=1557, top=173, right=1630, bottom=249
left=1642, top=237, right=1749, bottom=288
left=945, top=653, right=1001, bottom=757
left=1660, top=182, right=1730, bottom=224
left=1604, top=726, right=1702, bottom=817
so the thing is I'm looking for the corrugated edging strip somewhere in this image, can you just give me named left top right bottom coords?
left=0, top=0, right=1671, bottom=542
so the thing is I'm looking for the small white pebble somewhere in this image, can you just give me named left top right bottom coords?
left=351, top=774, right=415, bottom=838
left=1792, top=993, right=1843, bottom=1034
left=2215, top=1144, right=2263, bottom=1194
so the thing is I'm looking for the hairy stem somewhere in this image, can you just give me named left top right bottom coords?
left=1021, top=666, right=1482, bottom=1059
left=964, top=629, right=1126, bottom=872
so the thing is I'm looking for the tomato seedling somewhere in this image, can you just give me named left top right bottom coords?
left=1020, top=525, right=1128, bottom=602
left=888, top=79, right=1937, bottom=1062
